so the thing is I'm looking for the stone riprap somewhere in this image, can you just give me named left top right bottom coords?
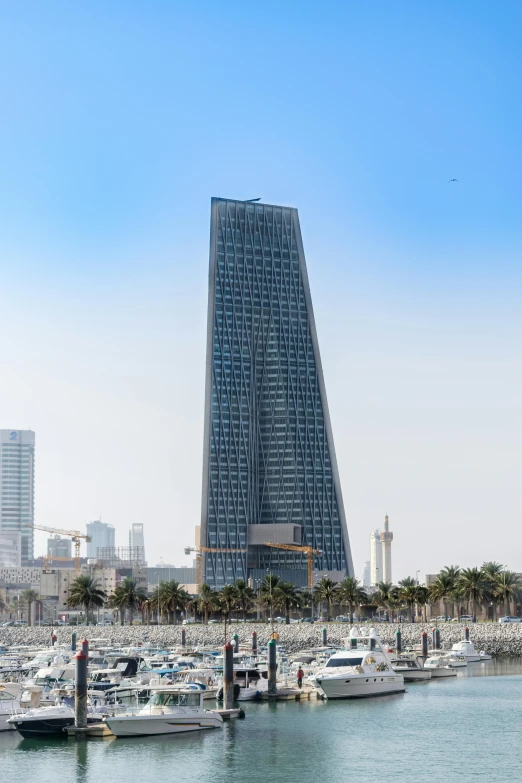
left=2, top=623, right=522, bottom=656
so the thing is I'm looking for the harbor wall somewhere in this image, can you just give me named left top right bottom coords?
left=3, top=623, right=522, bottom=656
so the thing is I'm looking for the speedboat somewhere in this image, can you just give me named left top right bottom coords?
left=450, top=640, right=481, bottom=662
left=7, top=690, right=108, bottom=738
left=423, top=656, right=458, bottom=678
left=479, top=651, right=492, bottom=661
left=312, top=628, right=405, bottom=700
left=390, top=656, right=432, bottom=681
left=104, top=688, right=223, bottom=737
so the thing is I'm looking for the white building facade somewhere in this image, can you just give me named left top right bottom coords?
left=129, top=523, right=145, bottom=562
left=0, top=430, right=35, bottom=565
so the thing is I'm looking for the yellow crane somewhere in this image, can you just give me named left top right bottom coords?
left=33, top=525, right=91, bottom=570
left=263, top=542, right=322, bottom=589
left=184, top=546, right=247, bottom=589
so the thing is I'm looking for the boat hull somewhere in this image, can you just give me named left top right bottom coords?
left=105, top=714, right=223, bottom=737
left=315, top=674, right=405, bottom=700
left=0, top=714, right=16, bottom=732
left=425, top=668, right=457, bottom=678
left=395, top=670, right=432, bottom=682
left=7, top=715, right=101, bottom=738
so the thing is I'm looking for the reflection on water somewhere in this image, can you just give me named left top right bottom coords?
left=3, top=658, right=522, bottom=783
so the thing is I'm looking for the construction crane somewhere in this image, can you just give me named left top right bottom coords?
left=39, top=554, right=77, bottom=571
left=33, top=525, right=91, bottom=570
left=263, top=542, right=322, bottom=589
left=184, top=546, right=247, bottom=589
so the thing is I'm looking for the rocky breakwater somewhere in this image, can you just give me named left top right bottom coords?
left=2, top=622, right=522, bottom=656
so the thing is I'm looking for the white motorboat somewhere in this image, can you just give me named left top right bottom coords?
left=450, top=640, right=481, bottom=662
left=104, top=688, right=223, bottom=737
left=7, top=690, right=108, bottom=738
left=423, top=656, right=458, bottom=678
left=0, top=684, right=22, bottom=731
left=390, top=656, right=432, bottom=681
left=438, top=652, right=467, bottom=668
left=479, top=651, right=492, bottom=661
left=312, top=628, right=405, bottom=700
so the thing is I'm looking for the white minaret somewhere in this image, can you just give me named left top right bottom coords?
left=380, top=514, right=393, bottom=583
left=370, top=530, right=382, bottom=586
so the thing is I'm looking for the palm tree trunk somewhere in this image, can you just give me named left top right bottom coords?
left=120, top=610, right=124, bottom=626
left=204, top=607, right=208, bottom=625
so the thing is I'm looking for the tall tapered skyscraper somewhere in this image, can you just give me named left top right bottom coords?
left=200, top=198, right=353, bottom=587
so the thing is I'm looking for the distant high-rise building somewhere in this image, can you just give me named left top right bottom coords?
left=0, top=430, right=35, bottom=565
left=370, top=529, right=382, bottom=586
left=200, top=198, right=353, bottom=587
left=47, top=535, right=72, bottom=559
left=362, top=560, right=371, bottom=589
left=86, top=520, right=115, bottom=559
left=129, top=524, right=145, bottom=562
left=0, top=531, right=22, bottom=567
left=380, top=514, right=393, bottom=583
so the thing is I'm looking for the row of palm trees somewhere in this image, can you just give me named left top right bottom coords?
left=63, top=574, right=369, bottom=625
left=426, top=563, right=521, bottom=622
left=0, top=589, right=40, bottom=626
left=8, top=562, right=520, bottom=627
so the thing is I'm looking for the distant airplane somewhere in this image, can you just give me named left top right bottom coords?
left=448, top=178, right=459, bottom=182
left=244, top=197, right=261, bottom=202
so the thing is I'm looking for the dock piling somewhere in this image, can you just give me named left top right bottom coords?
left=223, top=642, right=234, bottom=710
left=74, top=649, right=88, bottom=739
left=268, top=638, right=277, bottom=699
left=322, top=627, right=327, bottom=646
left=71, top=631, right=77, bottom=652
left=464, top=626, right=470, bottom=641
left=181, top=629, right=186, bottom=647
left=395, top=629, right=402, bottom=654
left=233, top=633, right=239, bottom=653
left=421, top=631, right=428, bottom=657
left=252, top=631, right=257, bottom=654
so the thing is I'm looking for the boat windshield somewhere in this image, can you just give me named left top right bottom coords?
left=149, top=692, right=200, bottom=707
left=326, top=657, right=363, bottom=667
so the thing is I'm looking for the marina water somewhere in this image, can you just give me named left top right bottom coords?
left=2, top=659, right=522, bottom=783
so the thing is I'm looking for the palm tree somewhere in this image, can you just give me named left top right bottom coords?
left=429, top=573, right=454, bottom=619
left=108, top=585, right=127, bottom=625
left=20, top=589, right=39, bottom=627
left=259, top=575, right=281, bottom=623
left=373, top=581, right=394, bottom=621
left=440, top=565, right=461, bottom=619
left=458, top=567, right=487, bottom=622
left=234, top=580, right=255, bottom=621
left=218, top=584, right=239, bottom=621
left=493, top=571, right=521, bottom=617
left=273, top=581, right=302, bottom=624
left=0, top=594, right=6, bottom=616
left=108, top=578, right=147, bottom=625
left=314, top=578, right=338, bottom=621
left=398, top=577, right=418, bottom=622
left=481, top=562, right=506, bottom=620
left=67, top=575, right=106, bottom=624
left=159, top=580, right=190, bottom=624
left=416, top=586, right=430, bottom=623
left=337, top=577, right=367, bottom=623
left=198, top=584, right=217, bottom=625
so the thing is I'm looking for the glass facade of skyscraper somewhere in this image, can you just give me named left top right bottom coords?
left=0, top=430, right=35, bottom=566
left=200, top=198, right=353, bottom=587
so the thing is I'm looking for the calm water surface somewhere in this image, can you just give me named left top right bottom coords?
left=2, top=659, right=522, bottom=783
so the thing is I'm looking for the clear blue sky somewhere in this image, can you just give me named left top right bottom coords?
left=1, top=1, right=520, bottom=577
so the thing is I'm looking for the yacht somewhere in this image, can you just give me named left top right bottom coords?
left=7, top=689, right=108, bottom=738
left=104, top=688, right=223, bottom=737
left=312, top=628, right=405, bottom=699
left=390, top=656, right=432, bottom=681
left=423, top=656, right=458, bottom=678
left=450, top=640, right=481, bottom=662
